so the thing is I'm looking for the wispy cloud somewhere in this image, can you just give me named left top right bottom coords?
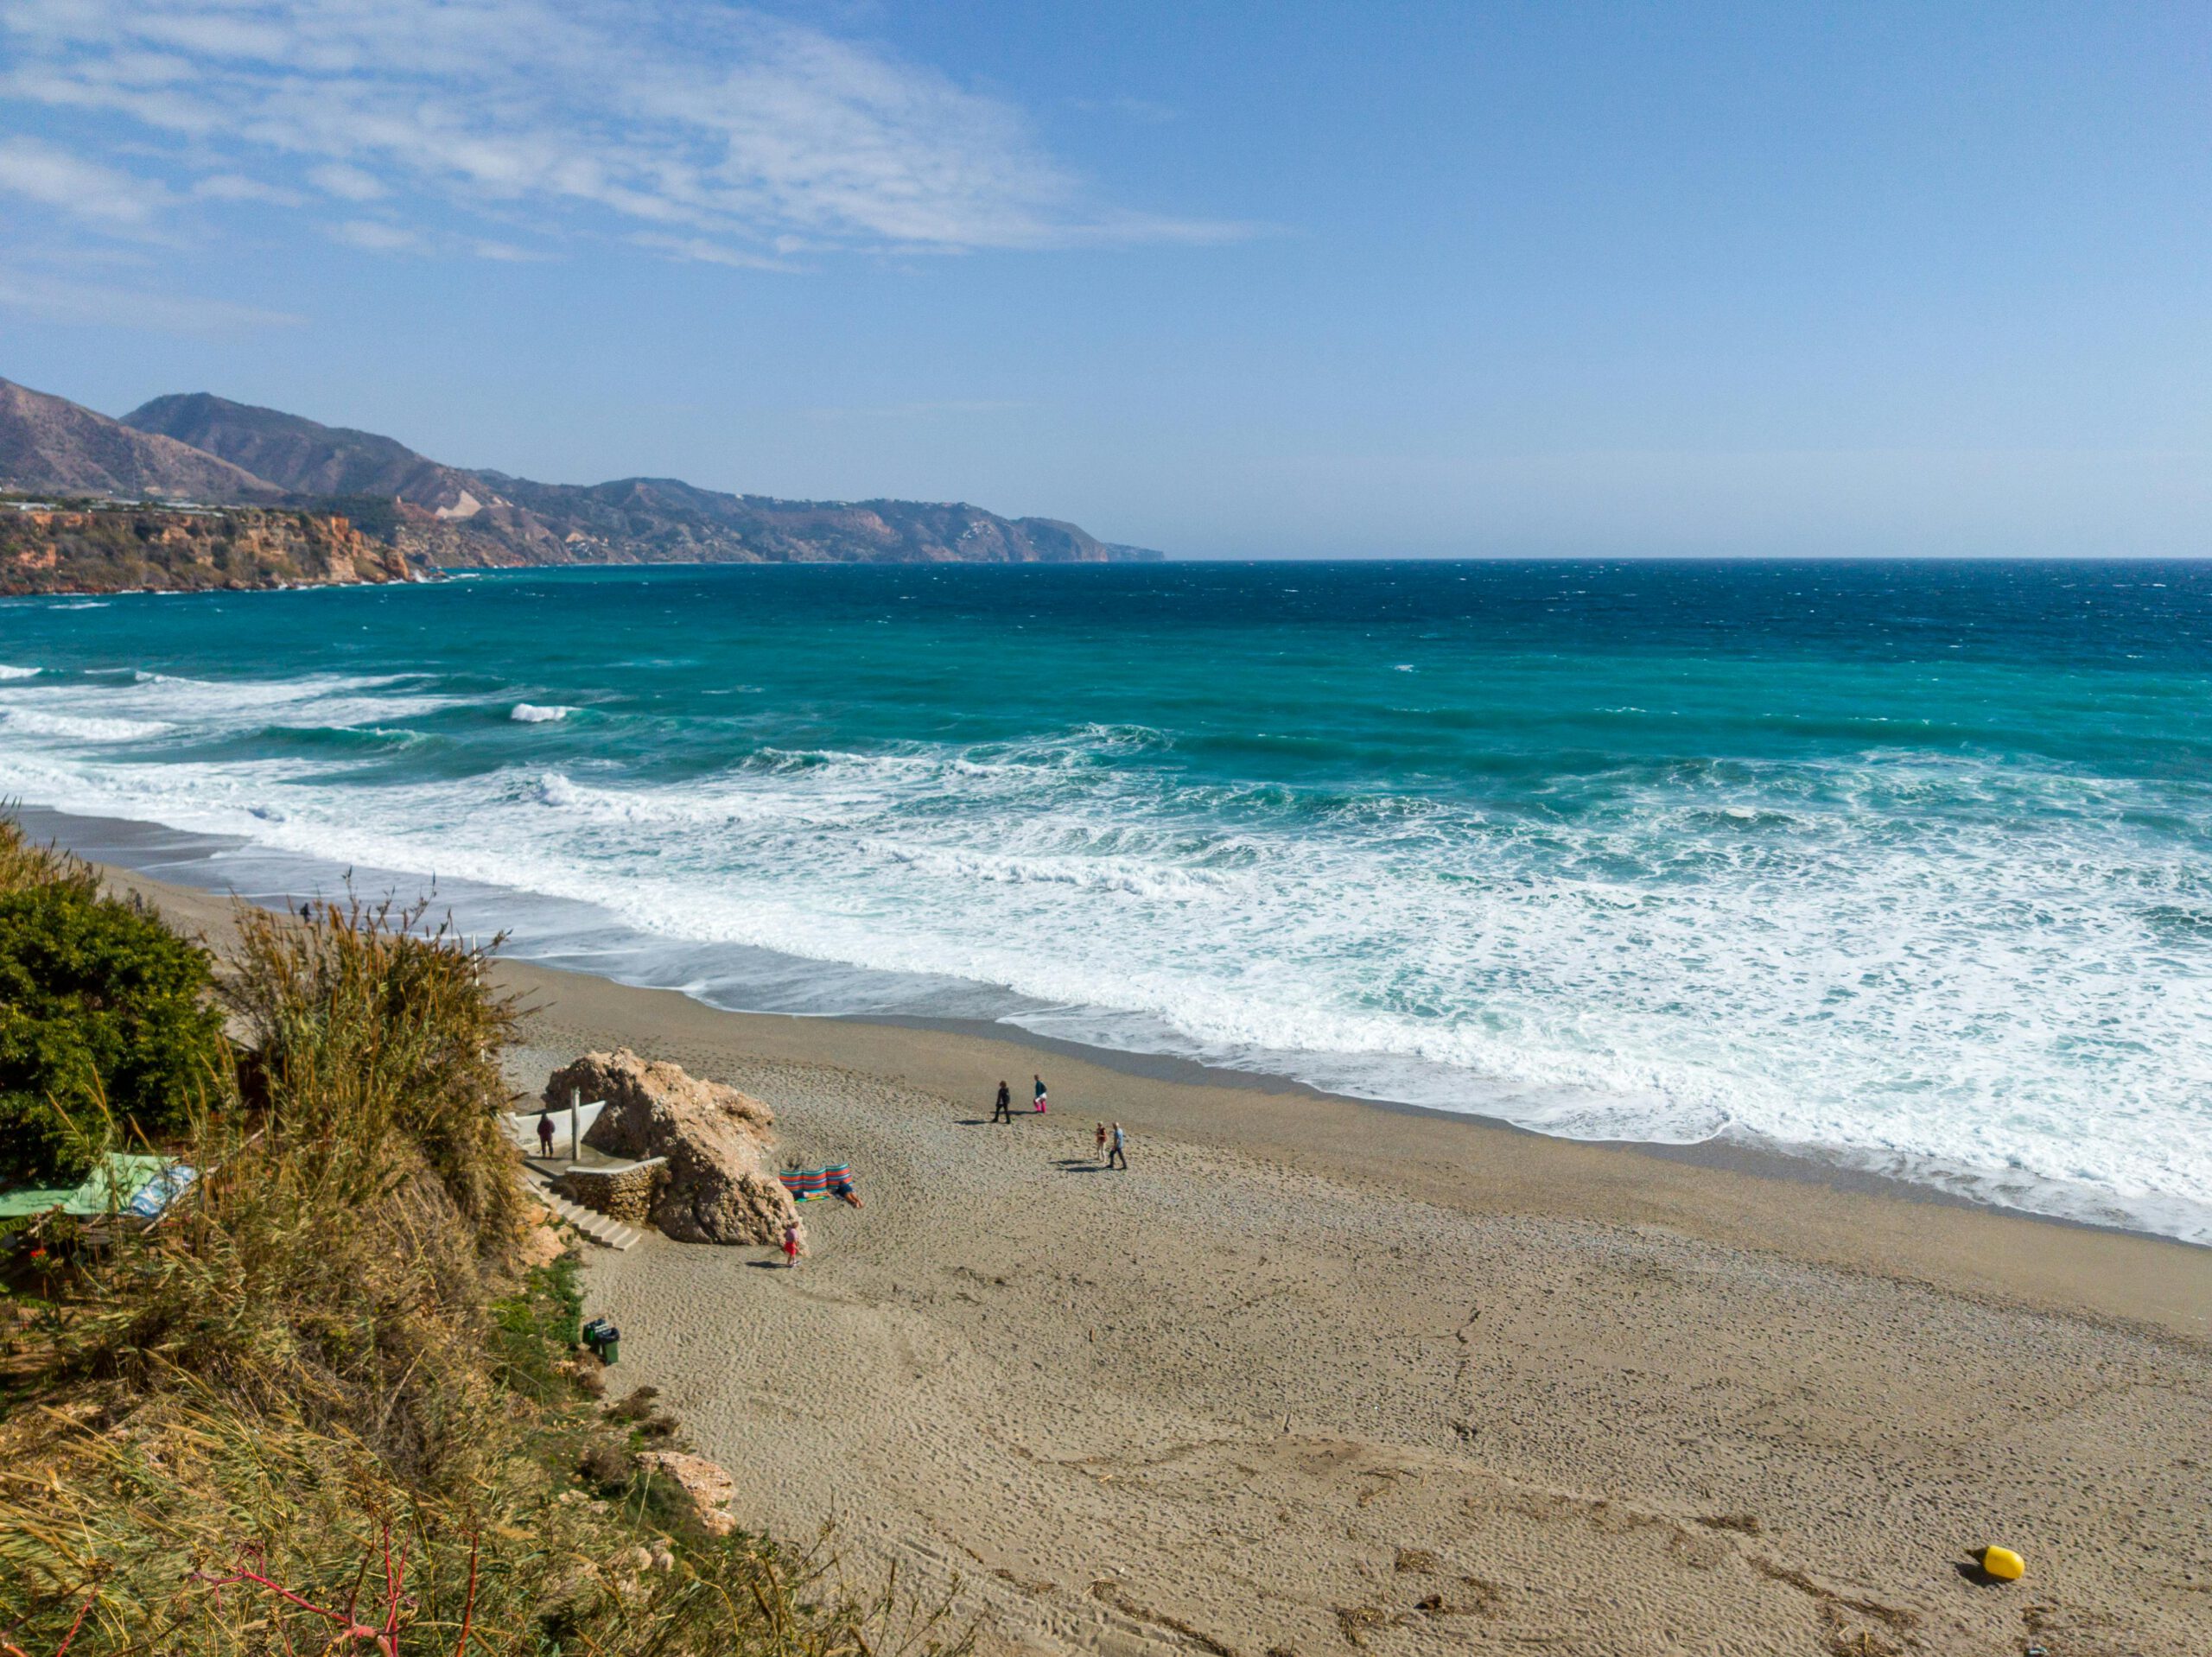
left=191, top=171, right=304, bottom=205
left=630, top=232, right=793, bottom=272
left=0, top=0, right=1252, bottom=261
left=307, top=162, right=386, bottom=202
left=325, top=219, right=422, bottom=253
left=0, top=135, right=170, bottom=224
left=0, top=267, right=304, bottom=330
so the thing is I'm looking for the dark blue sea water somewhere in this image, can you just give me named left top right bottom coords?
left=4, top=561, right=2209, bottom=1238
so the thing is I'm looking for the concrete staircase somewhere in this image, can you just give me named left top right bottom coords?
left=525, top=1169, right=645, bottom=1251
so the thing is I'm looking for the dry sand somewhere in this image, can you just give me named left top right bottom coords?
left=101, top=863, right=2212, bottom=1655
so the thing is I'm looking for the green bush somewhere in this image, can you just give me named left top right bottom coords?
left=0, top=878, right=227, bottom=1183
left=0, top=836, right=975, bottom=1656
left=491, top=1253, right=584, bottom=1400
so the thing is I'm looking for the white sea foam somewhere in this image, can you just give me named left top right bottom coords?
left=3, top=670, right=2209, bottom=1244
left=0, top=707, right=171, bottom=741
left=43, top=671, right=461, bottom=734
left=512, top=703, right=575, bottom=722
left=0, top=664, right=40, bottom=679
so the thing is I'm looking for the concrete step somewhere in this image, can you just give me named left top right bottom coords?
left=524, top=1171, right=644, bottom=1251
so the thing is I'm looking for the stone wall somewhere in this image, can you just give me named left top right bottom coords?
left=558, top=1158, right=667, bottom=1227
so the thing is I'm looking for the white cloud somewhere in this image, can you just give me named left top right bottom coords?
left=326, top=218, right=422, bottom=252
left=0, top=135, right=168, bottom=223
left=192, top=170, right=303, bottom=204
left=307, top=161, right=385, bottom=200
left=630, top=232, right=792, bottom=271
left=0, top=267, right=303, bottom=330
left=0, top=0, right=1251, bottom=259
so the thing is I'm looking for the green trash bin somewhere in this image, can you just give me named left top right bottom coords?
left=581, top=1317, right=621, bottom=1365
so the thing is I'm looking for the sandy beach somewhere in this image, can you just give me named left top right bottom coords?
left=93, top=860, right=2212, bottom=1655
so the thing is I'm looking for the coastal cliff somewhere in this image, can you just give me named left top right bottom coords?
left=0, top=500, right=415, bottom=596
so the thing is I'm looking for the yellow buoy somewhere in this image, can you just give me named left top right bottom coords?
left=1981, top=1545, right=2024, bottom=1581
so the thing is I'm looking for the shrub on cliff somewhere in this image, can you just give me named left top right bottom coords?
left=0, top=850, right=971, bottom=1657
left=0, top=831, right=226, bottom=1183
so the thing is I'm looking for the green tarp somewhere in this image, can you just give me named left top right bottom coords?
left=0, top=1153, right=183, bottom=1223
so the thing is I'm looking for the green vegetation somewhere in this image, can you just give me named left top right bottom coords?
left=0, top=835, right=226, bottom=1184
left=0, top=817, right=968, bottom=1655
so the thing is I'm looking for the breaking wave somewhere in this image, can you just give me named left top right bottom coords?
left=1, top=560, right=2207, bottom=1242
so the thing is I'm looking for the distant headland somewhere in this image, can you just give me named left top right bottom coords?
left=0, top=376, right=1161, bottom=595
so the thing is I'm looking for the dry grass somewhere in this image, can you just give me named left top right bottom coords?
left=0, top=813, right=89, bottom=898
left=0, top=850, right=971, bottom=1657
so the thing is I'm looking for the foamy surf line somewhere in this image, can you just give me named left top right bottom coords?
left=13, top=798, right=2208, bottom=1248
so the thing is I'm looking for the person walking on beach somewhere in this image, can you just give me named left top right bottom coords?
left=1095, top=1121, right=1108, bottom=1163
left=781, top=1221, right=801, bottom=1269
left=1107, top=1122, right=1128, bottom=1170
left=1033, top=1073, right=1049, bottom=1114
left=992, top=1081, right=1013, bottom=1124
left=536, top=1111, right=556, bottom=1157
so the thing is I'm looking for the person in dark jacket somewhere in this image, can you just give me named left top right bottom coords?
left=992, top=1080, right=1014, bottom=1123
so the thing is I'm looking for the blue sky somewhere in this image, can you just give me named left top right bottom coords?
left=0, top=1, right=2204, bottom=556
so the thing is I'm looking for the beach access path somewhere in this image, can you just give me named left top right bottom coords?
left=94, top=862, right=2212, bottom=1656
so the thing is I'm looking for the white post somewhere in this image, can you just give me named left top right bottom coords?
left=570, top=1088, right=580, bottom=1162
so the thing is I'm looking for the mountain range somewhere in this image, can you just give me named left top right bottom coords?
left=0, top=378, right=1159, bottom=568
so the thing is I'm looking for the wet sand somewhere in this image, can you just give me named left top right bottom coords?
left=94, top=859, right=2212, bottom=1655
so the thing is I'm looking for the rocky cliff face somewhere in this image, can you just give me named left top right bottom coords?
left=0, top=502, right=415, bottom=595
left=547, top=1049, right=801, bottom=1247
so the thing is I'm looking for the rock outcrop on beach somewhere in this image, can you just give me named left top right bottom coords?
left=547, top=1049, right=799, bottom=1247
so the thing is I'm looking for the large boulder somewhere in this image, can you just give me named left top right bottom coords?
left=544, top=1050, right=799, bottom=1246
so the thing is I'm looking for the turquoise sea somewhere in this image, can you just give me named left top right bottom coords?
left=3, top=561, right=2208, bottom=1240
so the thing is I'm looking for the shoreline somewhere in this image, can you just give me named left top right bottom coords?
left=18, top=802, right=2202, bottom=1260
left=55, top=809, right=2212, bottom=1339
left=63, top=822, right=2212, bottom=1652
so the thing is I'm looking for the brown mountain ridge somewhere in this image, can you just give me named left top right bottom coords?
left=0, top=377, right=1159, bottom=577
left=123, top=389, right=1160, bottom=568
left=0, top=379, right=281, bottom=504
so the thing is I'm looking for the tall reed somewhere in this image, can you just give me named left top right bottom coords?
left=1, top=876, right=969, bottom=1656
